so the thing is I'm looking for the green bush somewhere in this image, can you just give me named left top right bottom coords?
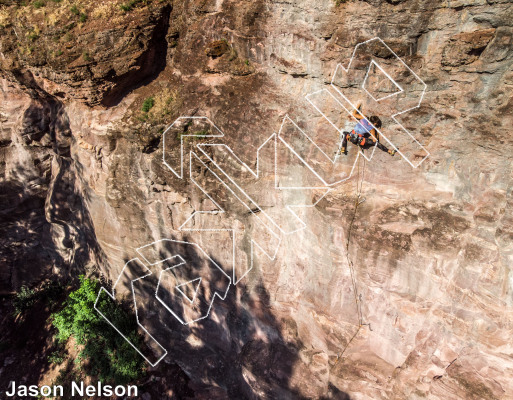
left=51, top=276, right=145, bottom=384
left=120, top=0, right=143, bottom=12
left=48, top=349, right=66, bottom=365
left=79, top=13, right=87, bottom=22
left=141, top=96, right=155, bottom=113
left=70, top=5, right=79, bottom=15
left=13, top=286, right=38, bottom=316
left=13, top=281, right=64, bottom=317
left=33, top=0, right=46, bottom=8
left=83, top=51, right=90, bottom=61
left=12, top=281, right=63, bottom=316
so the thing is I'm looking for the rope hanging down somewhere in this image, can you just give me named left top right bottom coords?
left=335, top=153, right=368, bottom=363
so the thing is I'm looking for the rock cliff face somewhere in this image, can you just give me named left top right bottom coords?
left=1, top=0, right=513, bottom=398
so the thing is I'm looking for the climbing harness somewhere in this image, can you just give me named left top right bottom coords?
left=348, top=130, right=366, bottom=147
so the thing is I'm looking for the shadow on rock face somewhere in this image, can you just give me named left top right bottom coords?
left=112, top=240, right=352, bottom=399
left=0, top=93, right=106, bottom=293
left=0, top=163, right=103, bottom=393
left=100, top=5, right=173, bottom=108
left=0, top=176, right=61, bottom=294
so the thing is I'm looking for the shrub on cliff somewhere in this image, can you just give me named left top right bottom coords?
left=141, top=96, right=155, bottom=113
left=137, top=89, right=181, bottom=125
left=12, top=286, right=38, bottom=316
left=33, top=0, right=46, bottom=9
left=120, top=0, right=144, bottom=12
left=13, top=281, right=64, bottom=317
left=51, top=276, right=145, bottom=384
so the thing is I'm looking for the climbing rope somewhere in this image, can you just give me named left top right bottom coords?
left=347, top=152, right=366, bottom=325
left=335, top=151, right=367, bottom=364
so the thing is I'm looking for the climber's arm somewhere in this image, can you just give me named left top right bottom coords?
left=369, top=128, right=379, bottom=141
left=351, top=101, right=364, bottom=120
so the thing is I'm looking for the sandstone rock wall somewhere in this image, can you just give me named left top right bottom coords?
left=1, top=0, right=512, bottom=398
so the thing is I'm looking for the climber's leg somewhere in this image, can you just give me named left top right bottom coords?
left=376, top=141, right=396, bottom=156
left=340, top=132, right=349, bottom=155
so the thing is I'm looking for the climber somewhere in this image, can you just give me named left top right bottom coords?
left=340, top=105, right=396, bottom=156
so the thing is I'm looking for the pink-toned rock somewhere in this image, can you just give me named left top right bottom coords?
left=1, top=0, right=512, bottom=398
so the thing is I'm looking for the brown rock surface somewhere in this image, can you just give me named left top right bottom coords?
left=1, top=0, right=513, bottom=398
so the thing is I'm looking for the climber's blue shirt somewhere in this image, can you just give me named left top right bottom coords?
left=354, top=118, right=374, bottom=135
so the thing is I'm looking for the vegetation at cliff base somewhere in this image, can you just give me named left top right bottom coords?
left=51, top=276, right=145, bottom=384
left=12, top=286, right=38, bottom=316
left=13, top=281, right=63, bottom=317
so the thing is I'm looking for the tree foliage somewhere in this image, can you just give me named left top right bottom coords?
left=52, top=276, right=145, bottom=384
left=13, top=281, right=63, bottom=317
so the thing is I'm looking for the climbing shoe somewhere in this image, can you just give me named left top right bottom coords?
left=388, top=149, right=396, bottom=156
left=340, top=147, right=347, bottom=155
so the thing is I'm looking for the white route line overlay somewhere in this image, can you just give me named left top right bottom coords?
left=139, top=240, right=231, bottom=325
left=362, top=60, right=404, bottom=102
left=330, top=36, right=429, bottom=168
left=186, top=149, right=283, bottom=284
left=94, top=36, right=428, bottom=366
left=94, top=258, right=167, bottom=367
